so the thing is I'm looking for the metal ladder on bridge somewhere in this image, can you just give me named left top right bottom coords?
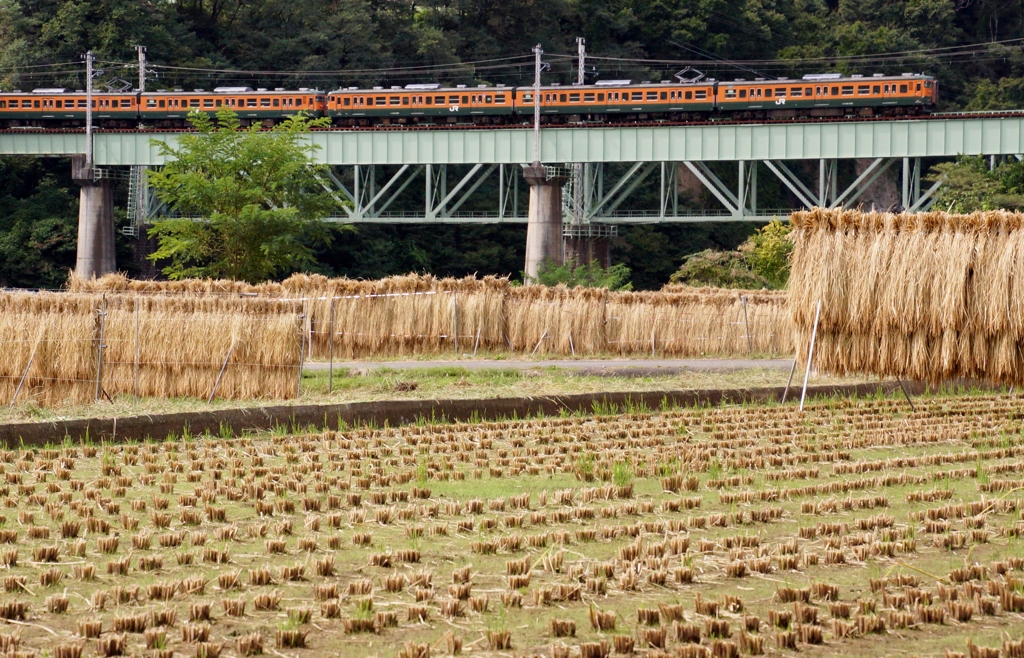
left=121, top=166, right=147, bottom=237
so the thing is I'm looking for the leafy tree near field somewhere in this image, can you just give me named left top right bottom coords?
left=533, top=259, right=633, bottom=290
left=745, top=220, right=792, bottom=288
left=926, top=155, right=1024, bottom=214
left=146, top=109, right=342, bottom=283
left=0, top=163, right=79, bottom=288
left=669, top=249, right=771, bottom=289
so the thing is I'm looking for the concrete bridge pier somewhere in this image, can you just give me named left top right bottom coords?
left=523, top=163, right=565, bottom=283
left=71, top=155, right=116, bottom=279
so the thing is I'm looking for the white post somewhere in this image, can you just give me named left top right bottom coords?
left=799, top=300, right=822, bottom=412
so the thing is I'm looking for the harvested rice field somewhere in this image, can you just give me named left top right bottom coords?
left=3, top=392, right=1024, bottom=658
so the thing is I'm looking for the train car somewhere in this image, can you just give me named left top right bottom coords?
left=0, top=89, right=138, bottom=127
left=717, top=73, right=937, bottom=118
left=140, top=87, right=324, bottom=127
left=512, top=79, right=716, bottom=123
left=327, top=84, right=514, bottom=126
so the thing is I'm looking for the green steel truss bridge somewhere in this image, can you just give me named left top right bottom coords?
left=3, top=113, right=1023, bottom=236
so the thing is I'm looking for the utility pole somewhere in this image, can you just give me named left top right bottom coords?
left=532, top=43, right=542, bottom=165
left=85, top=50, right=94, bottom=169
left=576, top=37, right=586, bottom=87
left=573, top=38, right=586, bottom=226
left=137, top=45, right=146, bottom=93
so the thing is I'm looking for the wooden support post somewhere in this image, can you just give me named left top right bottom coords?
left=95, top=294, right=107, bottom=402
left=741, top=295, right=752, bottom=354
left=473, top=324, right=481, bottom=357
left=799, top=300, right=822, bottom=412
left=10, top=349, right=35, bottom=407
left=297, top=304, right=306, bottom=398
left=134, top=300, right=140, bottom=403
left=328, top=297, right=335, bottom=394
left=208, top=345, right=234, bottom=404
left=897, top=379, right=916, bottom=412
left=452, top=291, right=458, bottom=353
left=781, top=357, right=798, bottom=403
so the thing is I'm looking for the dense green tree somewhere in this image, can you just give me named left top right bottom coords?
left=0, top=158, right=79, bottom=288
left=146, top=109, right=341, bottom=282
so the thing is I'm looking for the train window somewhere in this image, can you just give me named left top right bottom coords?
left=815, top=87, right=821, bottom=96
left=756, top=89, right=762, bottom=98
left=631, top=92, right=642, bottom=101
left=916, top=83, right=921, bottom=91
left=388, top=97, right=398, bottom=105
left=247, top=99, right=257, bottom=107
left=0, top=101, right=4, bottom=109
left=831, top=86, right=839, bottom=95
left=857, top=85, right=869, bottom=95
left=597, top=93, right=604, bottom=101
left=660, top=91, right=667, bottom=100
left=899, top=84, right=907, bottom=93
left=695, top=90, right=707, bottom=99
left=34, top=100, right=40, bottom=108
left=790, top=88, right=802, bottom=97
left=739, top=90, right=746, bottom=99
left=270, top=99, right=278, bottom=107
left=583, top=93, right=595, bottom=102
left=686, top=90, right=694, bottom=100
left=559, top=94, right=566, bottom=102
left=873, top=85, right=880, bottom=94
left=297, top=98, right=305, bottom=106
left=884, top=85, right=889, bottom=93
left=804, top=87, right=812, bottom=95
left=343, top=97, right=350, bottom=106
left=495, top=94, right=506, bottom=103
left=434, top=95, right=445, bottom=104
left=462, top=95, right=468, bottom=104
left=204, top=99, right=214, bottom=107
left=925, top=81, right=933, bottom=88
left=147, top=99, right=156, bottom=107
left=765, top=89, right=773, bottom=97
left=841, top=86, right=853, bottom=95
left=366, top=98, right=374, bottom=106
left=123, top=99, right=133, bottom=107
left=402, top=97, right=409, bottom=105
left=216, top=99, right=222, bottom=107
left=486, top=95, right=492, bottom=102
left=55, top=100, right=62, bottom=108
left=78, top=100, right=86, bottom=108
left=645, top=92, right=657, bottom=100
left=425, top=96, right=433, bottom=105
left=776, top=88, right=785, bottom=97
left=569, top=93, right=580, bottom=102
left=449, top=95, right=459, bottom=104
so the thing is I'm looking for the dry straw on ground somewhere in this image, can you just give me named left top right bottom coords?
left=789, top=208, right=1024, bottom=383
left=0, top=292, right=302, bottom=405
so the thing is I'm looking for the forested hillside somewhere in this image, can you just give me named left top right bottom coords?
left=1, top=0, right=1021, bottom=288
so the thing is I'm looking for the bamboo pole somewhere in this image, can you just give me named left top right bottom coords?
left=297, top=303, right=306, bottom=398
left=452, top=291, right=458, bottom=353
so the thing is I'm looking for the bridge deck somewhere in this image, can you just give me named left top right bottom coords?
left=1, top=114, right=1022, bottom=165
